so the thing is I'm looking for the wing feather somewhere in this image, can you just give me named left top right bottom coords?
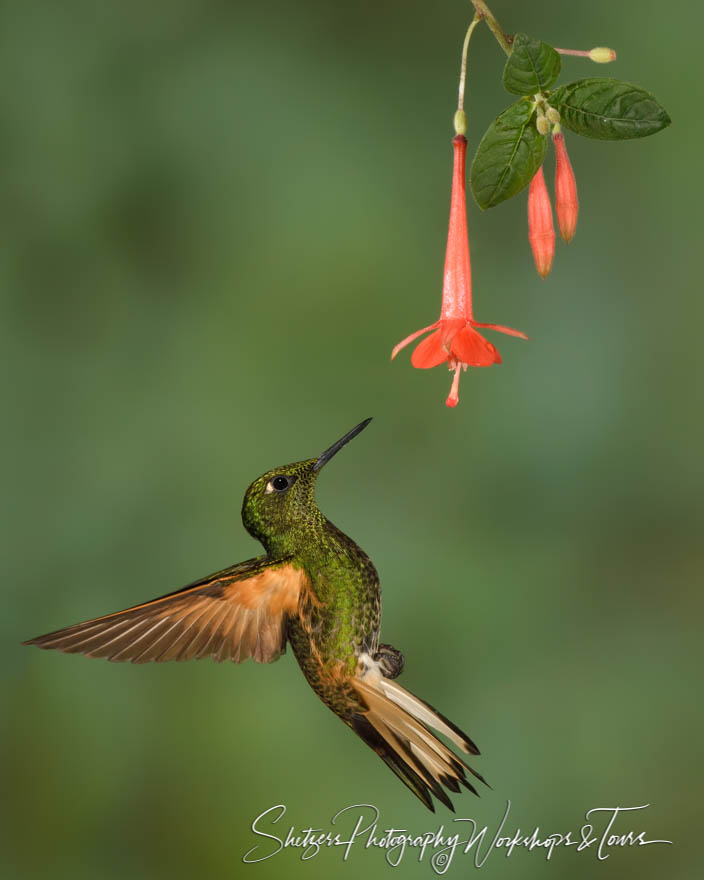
left=24, top=557, right=307, bottom=665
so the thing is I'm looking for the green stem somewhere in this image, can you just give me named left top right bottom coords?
left=470, top=0, right=512, bottom=56
left=458, top=14, right=481, bottom=111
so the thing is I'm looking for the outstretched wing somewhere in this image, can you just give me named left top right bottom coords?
left=24, top=556, right=308, bottom=664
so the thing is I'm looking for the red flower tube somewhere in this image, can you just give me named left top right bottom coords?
left=527, top=165, right=555, bottom=279
left=392, top=135, right=527, bottom=408
left=553, top=130, right=579, bottom=243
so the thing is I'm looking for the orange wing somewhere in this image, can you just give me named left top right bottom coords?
left=24, top=557, right=307, bottom=664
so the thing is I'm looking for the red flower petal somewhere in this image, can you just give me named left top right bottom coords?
left=451, top=325, right=500, bottom=367
left=439, top=317, right=465, bottom=350
left=411, top=329, right=449, bottom=369
left=472, top=321, right=529, bottom=340
left=391, top=321, right=440, bottom=361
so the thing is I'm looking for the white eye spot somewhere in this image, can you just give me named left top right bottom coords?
left=264, top=475, right=293, bottom=495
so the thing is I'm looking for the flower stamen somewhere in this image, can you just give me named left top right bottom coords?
left=446, top=363, right=462, bottom=408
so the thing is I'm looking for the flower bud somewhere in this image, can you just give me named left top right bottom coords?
left=588, top=46, right=617, bottom=63
left=536, top=114, right=550, bottom=136
left=527, top=165, right=555, bottom=279
left=546, top=106, right=560, bottom=124
left=553, top=131, right=579, bottom=243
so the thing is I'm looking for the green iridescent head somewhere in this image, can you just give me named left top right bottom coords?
left=241, top=419, right=371, bottom=555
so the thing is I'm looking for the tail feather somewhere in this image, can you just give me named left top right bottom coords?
left=376, top=677, right=480, bottom=755
left=350, top=715, right=436, bottom=811
left=350, top=671, right=487, bottom=811
left=390, top=731, right=456, bottom=812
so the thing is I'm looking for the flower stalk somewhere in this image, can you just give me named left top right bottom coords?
left=469, top=0, right=512, bottom=55
left=554, top=46, right=617, bottom=63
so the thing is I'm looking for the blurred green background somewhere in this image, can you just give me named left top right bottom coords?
left=2, top=0, right=700, bottom=877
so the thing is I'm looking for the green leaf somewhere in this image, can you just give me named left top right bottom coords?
left=503, top=33, right=561, bottom=95
left=549, top=78, right=671, bottom=140
left=470, top=99, right=547, bottom=210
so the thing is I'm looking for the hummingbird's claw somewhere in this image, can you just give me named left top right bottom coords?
left=374, top=643, right=405, bottom=679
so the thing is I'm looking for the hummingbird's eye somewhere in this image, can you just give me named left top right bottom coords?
left=266, top=475, right=293, bottom=494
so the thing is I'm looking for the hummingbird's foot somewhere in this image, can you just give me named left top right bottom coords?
left=373, top=643, right=405, bottom=680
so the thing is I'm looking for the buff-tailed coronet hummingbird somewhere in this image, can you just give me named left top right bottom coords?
left=24, top=419, right=486, bottom=811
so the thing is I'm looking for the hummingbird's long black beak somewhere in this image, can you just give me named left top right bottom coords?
left=313, top=418, right=372, bottom=471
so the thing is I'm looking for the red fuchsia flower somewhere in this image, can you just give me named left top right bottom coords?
left=552, top=130, right=579, bottom=243
left=527, top=165, right=555, bottom=279
left=392, top=134, right=527, bottom=408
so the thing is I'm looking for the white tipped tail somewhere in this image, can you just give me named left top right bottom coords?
left=349, top=664, right=486, bottom=812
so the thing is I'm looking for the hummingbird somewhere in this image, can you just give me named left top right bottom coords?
left=24, top=419, right=486, bottom=811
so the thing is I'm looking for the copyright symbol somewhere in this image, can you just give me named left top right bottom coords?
left=431, top=851, right=450, bottom=871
